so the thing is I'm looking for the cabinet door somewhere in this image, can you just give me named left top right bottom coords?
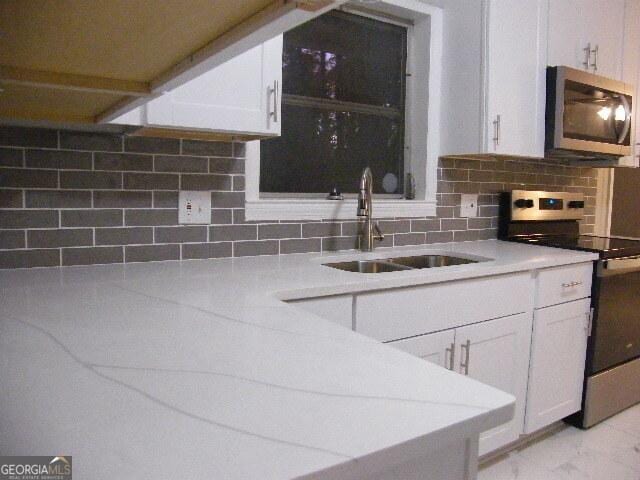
left=547, top=0, right=588, bottom=70
left=485, top=0, right=546, bottom=156
left=548, top=0, right=625, bottom=78
left=525, top=299, right=590, bottom=433
left=145, top=35, right=283, bottom=136
left=621, top=0, right=640, bottom=167
left=455, top=312, right=533, bottom=456
left=387, top=330, right=456, bottom=370
left=581, top=0, right=625, bottom=79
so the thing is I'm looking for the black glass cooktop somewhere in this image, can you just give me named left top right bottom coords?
left=509, top=235, right=640, bottom=259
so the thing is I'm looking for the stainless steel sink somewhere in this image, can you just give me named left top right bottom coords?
left=323, top=260, right=411, bottom=273
left=384, top=255, right=478, bottom=269
left=323, top=254, right=482, bottom=273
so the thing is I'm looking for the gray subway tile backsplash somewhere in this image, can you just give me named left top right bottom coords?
left=125, top=209, right=178, bottom=227
left=155, top=155, right=208, bottom=173
left=95, top=227, right=153, bottom=246
left=0, top=190, right=23, bottom=208
left=25, top=149, right=92, bottom=170
left=25, top=190, right=92, bottom=208
left=280, top=238, right=321, bottom=254
left=27, top=228, right=93, bottom=248
left=61, top=171, right=121, bottom=189
left=182, top=242, right=233, bottom=260
left=234, top=240, right=279, bottom=257
left=59, top=131, right=122, bottom=152
left=124, top=136, right=180, bottom=154
left=0, top=210, right=58, bottom=229
left=123, top=172, right=179, bottom=190
left=125, top=243, right=180, bottom=263
left=0, top=168, right=58, bottom=188
left=94, top=152, right=153, bottom=171
left=0, top=126, right=58, bottom=148
left=154, top=226, right=207, bottom=243
left=62, top=246, right=123, bottom=266
left=93, top=190, right=152, bottom=208
left=0, top=249, right=60, bottom=269
left=0, top=148, right=24, bottom=167
left=181, top=174, right=231, bottom=191
left=0, top=230, right=25, bottom=249
left=182, top=139, right=233, bottom=157
left=0, top=127, right=599, bottom=268
left=61, top=209, right=123, bottom=228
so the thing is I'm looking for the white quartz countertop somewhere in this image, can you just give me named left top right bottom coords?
left=0, top=240, right=598, bottom=479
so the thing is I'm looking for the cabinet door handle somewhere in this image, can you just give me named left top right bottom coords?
left=590, top=44, right=599, bottom=72
left=492, top=115, right=501, bottom=149
left=445, top=342, right=455, bottom=370
left=562, top=281, right=583, bottom=288
left=460, top=339, right=471, bottom=375
left=268, top=80, right=279, bottom=123
left=583, top=43, right=592, bottom=70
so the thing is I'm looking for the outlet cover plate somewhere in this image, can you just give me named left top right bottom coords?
left=460, top=194, right=478, bottom=218
left=179, top=191, right=211, bottom=224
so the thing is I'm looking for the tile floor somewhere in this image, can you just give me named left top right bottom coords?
left=478, top=404, right=640, bottom=479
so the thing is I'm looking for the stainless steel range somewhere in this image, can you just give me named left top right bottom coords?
left=499, top=189, right=640, bottom=428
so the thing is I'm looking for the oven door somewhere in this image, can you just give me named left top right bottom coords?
left=590, top=256, right=640, bottom=374
left=552, top=67, right=634, bottom=156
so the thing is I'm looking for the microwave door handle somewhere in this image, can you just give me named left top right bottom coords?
left=618, top=95, right=632, bottom=144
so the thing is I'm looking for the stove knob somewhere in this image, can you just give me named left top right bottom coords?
left=568, top=201, right=585, bottom=209
left=514, top=198, right=534, bottom=208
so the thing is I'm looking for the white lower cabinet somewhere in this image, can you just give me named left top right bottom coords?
left=389, top=312, right=532, bottom=455
left=293, top=262, right=593, bottom=457
left=388, top=330, right=456, bottom=370
left=525, top=298, right=591, bottom=433
left=456, top=313, right=532, bottom=455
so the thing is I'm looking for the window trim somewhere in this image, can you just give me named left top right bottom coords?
left=245, top=0, right=442, bottom=221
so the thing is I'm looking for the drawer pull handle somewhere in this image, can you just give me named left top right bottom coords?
left=562, top=281, right=583, bottom=288
left=445, top=342, right=455, bottom=370
left=460, top=340, right=471, bottom=375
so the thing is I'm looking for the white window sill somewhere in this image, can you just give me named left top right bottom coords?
left=244, top=198, right=437, bottom=221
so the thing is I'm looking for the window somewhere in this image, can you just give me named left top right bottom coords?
left=260, top=10, right=408, bottom=196
left=245, top=1, right=442, bottom=221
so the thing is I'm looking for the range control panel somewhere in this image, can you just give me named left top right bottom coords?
left=510, top=190, right=585, bottom=221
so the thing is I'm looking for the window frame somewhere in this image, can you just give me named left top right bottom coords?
left=245, top=0, right=442, bottom=221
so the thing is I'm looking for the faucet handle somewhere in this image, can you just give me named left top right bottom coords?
left=373, top=222, right=384, bottom=241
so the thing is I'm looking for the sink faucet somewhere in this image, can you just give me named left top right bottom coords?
left=357, top=167, right=384, bottom=251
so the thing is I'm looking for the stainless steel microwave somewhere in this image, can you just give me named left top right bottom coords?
left=546, top=66, right=634, bottom=160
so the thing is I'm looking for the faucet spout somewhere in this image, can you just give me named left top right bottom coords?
left=356, top=167, right=384, bottom=252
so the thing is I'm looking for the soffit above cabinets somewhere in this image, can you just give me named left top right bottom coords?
left=0, top=0, right=340, bottom=126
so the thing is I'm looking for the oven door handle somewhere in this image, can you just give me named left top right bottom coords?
left=598, top=256, right=640, bottom=277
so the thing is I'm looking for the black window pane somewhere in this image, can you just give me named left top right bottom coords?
left=283, top=11, right=406, bottom=108
left=261, top=104, right=404, bottom=194
left=261, top=10, right=407, bottom=195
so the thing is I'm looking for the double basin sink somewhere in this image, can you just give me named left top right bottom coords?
left=324, top=254, right=481, bottom=273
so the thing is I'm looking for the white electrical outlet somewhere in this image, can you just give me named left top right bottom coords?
left=460, top=194, right=478, bottom=218
left=179, top=191, right=211, bottom=224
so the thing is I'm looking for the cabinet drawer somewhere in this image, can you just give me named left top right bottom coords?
left=535, top=263, right=593, bottom=308
left=355, top=272, right=530, bottom=342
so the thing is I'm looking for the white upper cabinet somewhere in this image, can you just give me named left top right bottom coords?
left=621, top=0, right=640, bottom=167
left=485, top=0, right=547, bottom=156
left=112, top=35, right=283, bottom=137
left=547, top=0, right=625, bottom=79
left=439, top=0, right=547, bottom=157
